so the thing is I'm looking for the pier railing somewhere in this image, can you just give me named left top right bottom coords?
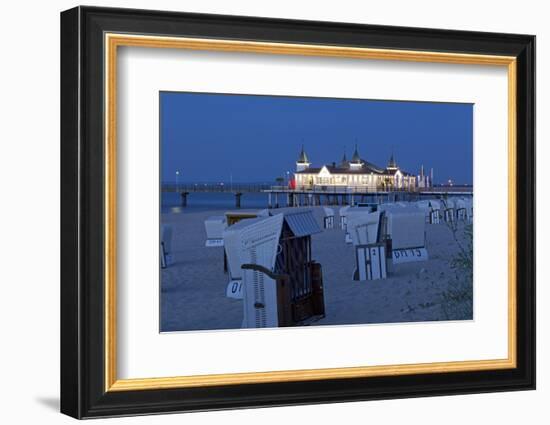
left=162, top=182, right=472, bottom=209
left=267, top=185, right=408, bottom=194
left=162, top=183, right=472, bottom=195
left=162, top=183, right=272, bottom=193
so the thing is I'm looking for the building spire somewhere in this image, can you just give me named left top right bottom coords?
left=351, top=142, right=361, bottom=164
left=388, top=151, right=397, bottom=169
left=297, top=144, right=309, bottom=164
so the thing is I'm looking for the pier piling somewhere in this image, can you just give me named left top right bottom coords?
left=235, top=192, right=242, bottom=208
left=180, top=192, right=189, bottom=207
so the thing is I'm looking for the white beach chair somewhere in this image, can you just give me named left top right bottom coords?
left=346, top=210, right=387, bottom=280
left=339, top=205, right=352, bottom=242
left=465, top=197, right=474, bottom=222
left=347, top=210, right=381, bottom=246
left=382, top=207, right=429, bottom=265
left=323, top=207, right=335, bottom=229
left=443, top=198, right=456, bottom=222
left=160, top=224, right=173, bottom=268
left=383, top=208, right=426, bottom=250
left=236, top=211, right=324, bottom=328
left=415, top=200, right=432, bottom=223
left=339, top=206, right=350, bottom=230
left=204, top=215, right=227, bottom=247
left=429, top=200, right=442, bottom=224
left=455, top=198, right=468, bottom=221
left=238, top=214, right=285, bottom=328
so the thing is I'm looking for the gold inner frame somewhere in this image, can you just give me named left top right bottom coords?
left=104, top=33, right=517, bottom=392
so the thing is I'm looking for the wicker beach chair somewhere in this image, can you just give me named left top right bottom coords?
left=442, top=198, right=456, bottom=222
left=323, top=207, right=335, bottom=229
left=204, top=215, right=227, bottom=247
left=224, top=210, right=325, bottom=328
left=428, top=200, right=442, bottom=224
left=455, top=198, right=468, bottom=221
left=339, top=205, right=350, bottom=230
left=416, top=200, right=432, bottom=223
left=160, top=224, right=173, bottom=269
left=346, top=210, right=387, bottom=280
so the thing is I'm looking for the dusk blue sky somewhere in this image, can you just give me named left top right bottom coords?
left=160, top=92, right=473, bottom=185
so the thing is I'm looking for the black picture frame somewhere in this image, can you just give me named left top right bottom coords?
left=61, top=5, right=535, bottom=419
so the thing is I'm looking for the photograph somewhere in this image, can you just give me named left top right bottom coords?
left=159, top=92, right=474, bottom=332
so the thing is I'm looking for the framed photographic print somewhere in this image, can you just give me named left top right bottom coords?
left=60, top=6, right=535, bottom=419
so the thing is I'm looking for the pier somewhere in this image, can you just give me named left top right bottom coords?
left=163, top=183, right=472, bottom=208
left=263, top=186, right=472, bottom=208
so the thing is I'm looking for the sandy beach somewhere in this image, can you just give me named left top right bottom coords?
left=161, top=206, right=472, bottom=332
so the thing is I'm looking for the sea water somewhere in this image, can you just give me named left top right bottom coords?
left=161, top=191, right=288, bottom=213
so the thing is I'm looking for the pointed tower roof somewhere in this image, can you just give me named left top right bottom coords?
left=387, top=151, right=397, bottom=169
left=297, top=145, right=309, bottom=164
left=351, top=143, right=361, bottom=164
left=339, top=148, right=350, bottom=168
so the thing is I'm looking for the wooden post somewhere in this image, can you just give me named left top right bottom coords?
left=275, top=193, right=279, bottom=208
left=268, top=192, right=272, bottom=209
left=180, top=192, right=189, bottom=207
left=235, top=192, right=242, bottom=208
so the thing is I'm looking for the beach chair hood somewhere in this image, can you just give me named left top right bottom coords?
left=346, top=210, right=382, bottom=245
left=281, top=209, right=322, bottom=237
left=223, top=214, right=284, bottom=280
left=384, top=208, right=426, bottom=250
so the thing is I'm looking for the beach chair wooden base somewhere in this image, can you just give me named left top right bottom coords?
left=242, top=262, right=325, bottom=327
left=324, top=215, right=334, bottom=229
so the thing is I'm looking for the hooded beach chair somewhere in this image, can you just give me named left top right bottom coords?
left=415, top=200, right=432, bottom=223
left=428, top=200, right=442, bottom=224
left=160, top=224, right=173, bottom=268
left=204, top=215, right=227, bottom=247
left=442, top=198, right=456, bottom=222
left=346, top=210, right=388, bottom=281
left=339, top=205, right=350, bottom=230
left=455, top=198, right=468, bottom=221
left=380, top=206, right=426, bottom=250
left=466, top=197, right=474, bottom=222
left=224, top=210, right=325, bottom=327
left=323, top=207, right=335, bottom=229
left=379, top=205, right=429, bottom=264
